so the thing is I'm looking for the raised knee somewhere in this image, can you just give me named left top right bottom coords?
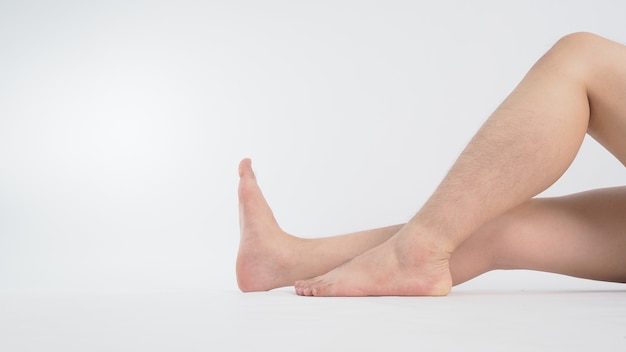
left=543, top=32, right=613, bottom=79
left=554, top=32, right=607, bottom=49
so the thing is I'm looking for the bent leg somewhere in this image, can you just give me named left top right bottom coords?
left=296, top=32, right=626, bottom=296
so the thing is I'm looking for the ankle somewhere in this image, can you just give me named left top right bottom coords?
left=402, top=219, right=457, bottom=254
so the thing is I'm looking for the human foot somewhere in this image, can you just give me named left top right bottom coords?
left=236, top=158, right=302, bottom=292
left=294, top=224, right=453, bottom=297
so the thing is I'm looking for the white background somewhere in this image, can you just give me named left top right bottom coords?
left=1, top=0, right=626, bottom=294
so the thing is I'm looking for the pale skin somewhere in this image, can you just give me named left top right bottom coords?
left=237, top=32, right=626, bottom=296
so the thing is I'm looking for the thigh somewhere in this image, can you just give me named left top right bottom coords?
left=582, top=34, right=626, bottom=165
left=492, top=186, right=626, bottom=283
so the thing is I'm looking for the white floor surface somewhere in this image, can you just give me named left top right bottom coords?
left=1, top=284, right=625, bottom=352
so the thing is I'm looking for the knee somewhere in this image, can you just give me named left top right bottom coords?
left=542, top=32, right=613, bottom=79
left=486, top=201, right=538, bottom=270
left=554, top=32, right=607, bottom=49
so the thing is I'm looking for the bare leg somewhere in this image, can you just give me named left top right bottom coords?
left=296, top=32, right=626, bottom=296
left=237, top=159, right=626, bottom=292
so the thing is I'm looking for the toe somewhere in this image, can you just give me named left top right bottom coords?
left=238, top=158, right=255, bottom=180
left=294, top=282, right=303, bottom=295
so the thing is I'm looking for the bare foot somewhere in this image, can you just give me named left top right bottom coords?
left=236, top=158, right=301, bottom=292
left=294, top=224, right=453, bottom=296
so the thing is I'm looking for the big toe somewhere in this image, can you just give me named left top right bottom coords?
left=238, top=158, right=255, bottom=178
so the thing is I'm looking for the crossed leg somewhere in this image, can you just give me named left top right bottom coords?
left=237, top=32, right=626, bottom=296
left=237, top=158, right=626, bottom=293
